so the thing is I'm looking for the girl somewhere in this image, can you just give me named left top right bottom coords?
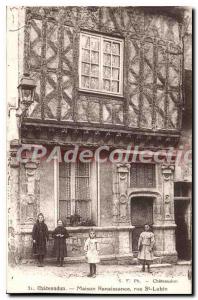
left=32, top=213, right=49, bottom=267
left=84, top=230, right=100, bottom=277
left=52, top=219, right=69, bottom=267
left=138, top=224, right=155, bottom=273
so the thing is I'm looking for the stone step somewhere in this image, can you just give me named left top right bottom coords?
left=176, top=260, right=192, bottom=266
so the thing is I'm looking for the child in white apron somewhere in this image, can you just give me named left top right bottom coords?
left=84, top=230, right=100, bottom=277
left=138, top=224, right=155, bottom=273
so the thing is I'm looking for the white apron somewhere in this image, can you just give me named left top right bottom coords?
left=138, top=231, right=155, bottom=261
left=84, top=238, right=100, bottom=264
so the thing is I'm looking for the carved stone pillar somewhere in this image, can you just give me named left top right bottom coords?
left=161, top=164, right=177, bottom=261
left=8, top=140, right=21, bottom=265
left=20, top=161, right=40, bottom=225
left=112, top=164, right=119, bottom=225
left=116, top=163, right=131, bottom=225
left=114, top=163, right=133, bottom=259
left=8, top=140, right=21, bottom=228
left=161, top=164, right=175, bottom=223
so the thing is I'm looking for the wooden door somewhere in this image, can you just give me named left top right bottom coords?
left=131, top=197, right=153, bottom=251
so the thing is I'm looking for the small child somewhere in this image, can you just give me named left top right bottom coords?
left=84, top=230, right=100, bottom=277
left=138, top=224, right=155, bottom=273
left=52, top=219, right=69, bottom=267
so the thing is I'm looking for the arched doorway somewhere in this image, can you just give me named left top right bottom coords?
left=130, top=196, right=153, bottom=252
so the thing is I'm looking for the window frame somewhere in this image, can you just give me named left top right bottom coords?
left=58, top=161, right=91, bottom=224
left=79, top=32, right=124, bottom=96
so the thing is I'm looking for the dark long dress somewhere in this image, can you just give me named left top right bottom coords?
left=52, top=226, right=69, bottom=258
left=32, top=221, right=49, bottom=256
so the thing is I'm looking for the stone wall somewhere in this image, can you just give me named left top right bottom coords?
left=100, top=161, right=113, bottom=226
left=17, top=227, right=120, bottom=260
left=40, top=160, right=55, bottom=229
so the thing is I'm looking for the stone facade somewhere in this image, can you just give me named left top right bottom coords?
left=7, top=7, right=192, bottom=265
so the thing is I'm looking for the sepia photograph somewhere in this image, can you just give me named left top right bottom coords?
left=6, top=5, right=192, bottom=294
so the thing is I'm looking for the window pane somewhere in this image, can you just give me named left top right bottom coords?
left=112, top=68, right=119, bottom=80
left=81, top=76, right=90, bottom=88
left=75, top=161, right=89, bottom=176
left=112, top=55, right=120, bottom=67
left=103, top=66, right=111, bottom=79
left=82, top=49, right=90, bottom=63
left=104, top=54, right=111, bottom=66
left=59, top=200, right=71, bottom=225
left=103, top=79, right=111, bottom=91
left=91, top=64, right=99, bottom=77
left=82, top=63, right=90, bottom=75
left=75, top=162, right=90, bottom=200
left=59, top=162, right=71, bottom=224
left=59, top=162, right=71, bottom=200
left=91, top=51, right=99, bottom=64
left=75, top=200, right=90, bottom=220
left=90, top=37, right=99, bottom=51
left=59, top=162, right=71, bottom=177
left=59, top=177, right=71, bottom=200
left=75, top=177, right=90, bottom=200
left=90, top=77, right=99, bottom=89
left=103, top=40, right=111, bottom=53
left=112, top=42, right=120, bottom=55
left=111, top=81, right=119, bottom=93
left=81, top=35, right=90, bottom=49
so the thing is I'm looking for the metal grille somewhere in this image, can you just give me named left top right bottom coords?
left=130, top=163, right=156, bottom=188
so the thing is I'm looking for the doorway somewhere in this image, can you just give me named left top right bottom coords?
left=131, top=197, right=153, bottom=252
left=174, top=200, right=191, bottom=260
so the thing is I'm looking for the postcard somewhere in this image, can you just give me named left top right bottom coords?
left=7, top=5, right=192, bottom=294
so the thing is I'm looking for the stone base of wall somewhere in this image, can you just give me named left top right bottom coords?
left=160, top=254, right=178, bottom=264
left=11, top=227, right=134, bottom=260
left=10, top=227, right=178, bottom=265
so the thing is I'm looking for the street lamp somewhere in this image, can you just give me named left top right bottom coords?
left=18, top=73, right=36, bottom=106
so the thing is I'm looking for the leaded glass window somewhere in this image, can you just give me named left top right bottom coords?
left=79, top=33, right=123, bottom=95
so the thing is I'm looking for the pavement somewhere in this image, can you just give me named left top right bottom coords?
left=7, top=262, right=192, bottom=294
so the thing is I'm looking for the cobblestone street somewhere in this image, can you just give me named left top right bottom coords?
left=7, top=262, right=192, bottom=294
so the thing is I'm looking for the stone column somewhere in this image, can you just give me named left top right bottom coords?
left=8, top=140, right=21, bottom=265
left=112, top=164, right=119, bottom=225
left=20, top=161, right=40, bottom=227
left=116, top=163, right=131, bottom=225
left=162, top=164, right=175, bottom=223
left=161, top=164, right=177, bottom=261
left=114, top=164, right=133, bottom=259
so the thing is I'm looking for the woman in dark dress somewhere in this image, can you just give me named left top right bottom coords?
left=52, top=219, right=69, bottom=267
left=32, top=213, right=49, bottom=267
